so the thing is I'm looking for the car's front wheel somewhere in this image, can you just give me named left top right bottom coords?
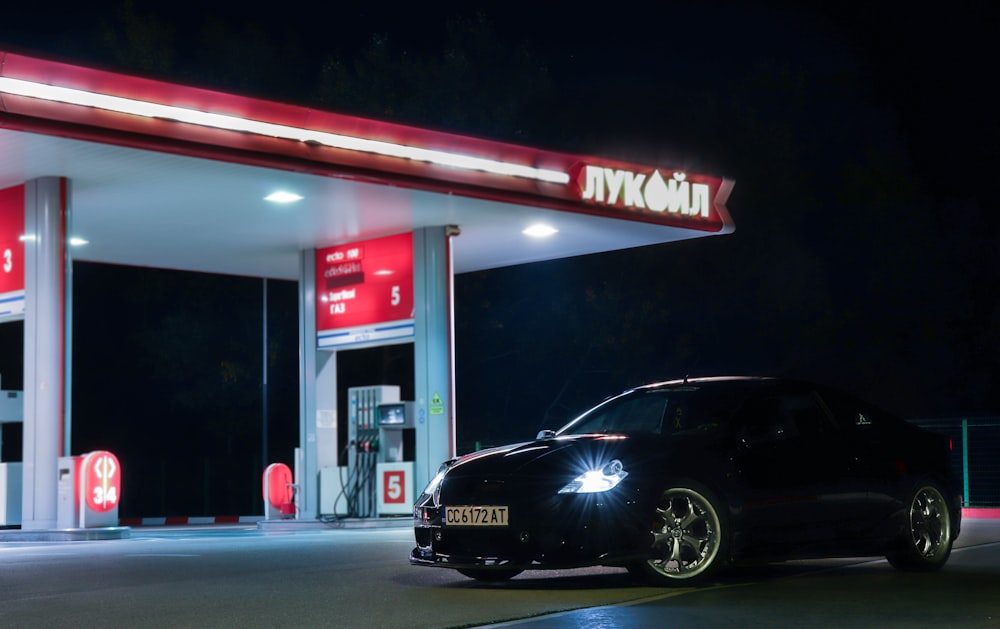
left=886, top=480, right=954, bottom=571
left=629, top=483, right=727, bottom=586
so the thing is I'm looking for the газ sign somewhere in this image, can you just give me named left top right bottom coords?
left=315, top=232, right=414, bottom=349
left=0, top=184, right=24, bottom=319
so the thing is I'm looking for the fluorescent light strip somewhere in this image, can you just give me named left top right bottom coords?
left=0, top=77, right=571, bottom=184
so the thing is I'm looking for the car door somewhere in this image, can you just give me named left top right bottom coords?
left=814, top=386, right=909, bottom=526
left=733, top=385, right=869, bottom=548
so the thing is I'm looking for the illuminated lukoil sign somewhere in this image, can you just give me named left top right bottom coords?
left=576, top=165, right=712, bottom=218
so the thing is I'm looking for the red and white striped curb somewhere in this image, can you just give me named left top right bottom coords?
left=119, top=508, right=1000, bottom=526
left=119, top=515, right=261, bottom=526
left=963, top=508, right=1000, bottom=519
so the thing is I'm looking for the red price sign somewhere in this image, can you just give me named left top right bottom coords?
left=315, top=232, right=414, bottom=347
left=82, top=450, right=121, bottom=512
left=0, top=185, right=25, bottom=295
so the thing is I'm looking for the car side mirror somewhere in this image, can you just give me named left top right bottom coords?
left=536, top=429, right=556, bottom=440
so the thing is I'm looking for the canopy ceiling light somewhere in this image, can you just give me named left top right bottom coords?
left=264, top=191, right=303, bottom=203
left=522, top=223, right=558, bottom=238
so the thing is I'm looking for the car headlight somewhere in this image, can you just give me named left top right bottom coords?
left=558, top=459, right=628, bottom=494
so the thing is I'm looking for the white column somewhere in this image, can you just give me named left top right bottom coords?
left=297, top=249, right=319, bottom=519
left=412, top=226, right=458, bottom=493
left=21, top=177, right=71, bottom=530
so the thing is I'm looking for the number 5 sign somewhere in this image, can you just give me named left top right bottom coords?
left=82, top=450, right=121, bottom=513
left=377, top=462, right=413, bottom=515
left=384, top=470, right=406, bottom=504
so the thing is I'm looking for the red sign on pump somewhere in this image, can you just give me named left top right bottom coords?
left=383, top=470, right=406, bottom=504
left=82, top=450, right=121, bottom=513
left=0, top=185, right=25, bottom=306
left=315, top=232, right=414, bottom=349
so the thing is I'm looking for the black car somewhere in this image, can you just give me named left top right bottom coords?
left=410, top=376, right=962, bottom=585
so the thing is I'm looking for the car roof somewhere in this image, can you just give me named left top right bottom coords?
left=634, top=376, right=778, bottom=392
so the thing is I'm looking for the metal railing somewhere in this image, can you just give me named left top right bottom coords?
left=908, top=417, right=1000, bottom=508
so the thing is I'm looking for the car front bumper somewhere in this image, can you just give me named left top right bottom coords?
left=409, top=490, right=648, bottom=571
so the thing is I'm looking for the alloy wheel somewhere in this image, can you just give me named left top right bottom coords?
left=646, top=487, right=722, bottom=580
left=908, top=485, right=950, bottom=560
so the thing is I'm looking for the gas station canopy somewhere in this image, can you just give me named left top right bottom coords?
left=0, top=51, right=733, bottom=280
left=0, top=50, right=734, bottom=528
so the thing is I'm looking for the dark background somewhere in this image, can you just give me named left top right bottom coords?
left=0, top=1, right=997, bottom=516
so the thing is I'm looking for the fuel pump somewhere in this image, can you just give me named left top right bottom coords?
left=376, top=402, right=415, bottom=463
left=375, top=401, right=415, bottom=515
left=344, top=385, right=399, bottom=518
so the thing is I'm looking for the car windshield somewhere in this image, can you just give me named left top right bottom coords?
left=557, top=385, right=741, bottom=437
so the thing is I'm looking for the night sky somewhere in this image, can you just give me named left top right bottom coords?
left=1, top=2, right=997, bottom=515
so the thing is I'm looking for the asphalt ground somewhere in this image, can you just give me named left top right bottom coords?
left=0, top=517, right=997, bottom=628
left=483, top=517, right=1000, bottom=628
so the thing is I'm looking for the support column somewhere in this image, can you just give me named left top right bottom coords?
left=21, top=177, right=70, bottom=530
left=413, top=226, right=458, bottom=493
left=297, top=249, right=319, bottom=519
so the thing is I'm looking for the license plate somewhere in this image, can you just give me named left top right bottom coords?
left=443, top=505, right=509, bottom=527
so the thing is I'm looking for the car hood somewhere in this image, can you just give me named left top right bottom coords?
left=446, top=434, right=635, bottom=478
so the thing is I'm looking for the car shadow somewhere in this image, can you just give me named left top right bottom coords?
left=395, top=556, right=967, bottom=591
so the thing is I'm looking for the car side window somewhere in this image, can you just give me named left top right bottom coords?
left=817, top=387, right=901, bottom=434
left=736, top=391, right=836, bottom=444
left=570, top=393, right=668, bottom=435
left=617, top=395, right=669, bottom=434
left=779, top=392, right=834, bottom=438
left=735, top=396, right=794, bottom=444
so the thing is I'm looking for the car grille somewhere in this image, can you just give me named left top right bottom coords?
left=440, top=477, right=511, bottom=504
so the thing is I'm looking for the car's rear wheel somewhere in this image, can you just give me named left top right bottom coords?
left=886, top=480, right=953, bottom=571
left=629, top=484, right=727, bottom=586
left=457, top=568, right=523, bottom=582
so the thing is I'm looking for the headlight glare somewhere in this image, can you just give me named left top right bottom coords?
left=558, top=459, right=629, bottom=494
